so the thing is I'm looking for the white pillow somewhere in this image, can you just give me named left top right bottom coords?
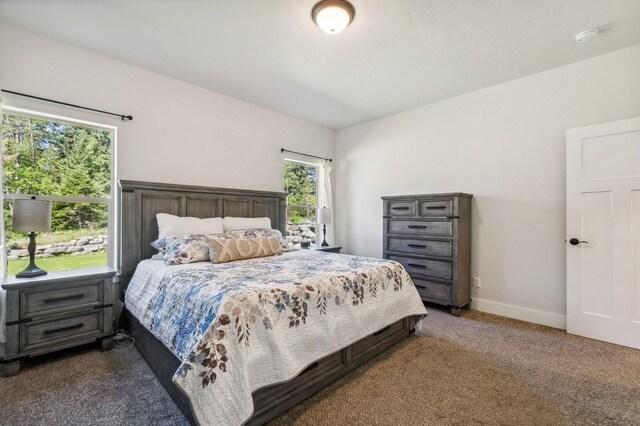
left=222, top=216, right=272, bottom=233
left=157, top=213, right=224, bottom=238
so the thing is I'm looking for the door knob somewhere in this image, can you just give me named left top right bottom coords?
left=569, top=238, right=588, bottom=246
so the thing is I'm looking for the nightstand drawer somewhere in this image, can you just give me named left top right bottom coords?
left=21, top=310, right=103, bottom=353
left=21, top=280, right=103, bottom=319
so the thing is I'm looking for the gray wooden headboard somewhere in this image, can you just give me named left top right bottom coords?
left=119, top=180, right=287, bottom=289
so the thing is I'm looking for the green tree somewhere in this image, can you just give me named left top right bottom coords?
left=284, top=162, right=317, bottom=222
left=1, top=114, right=111, bottom=235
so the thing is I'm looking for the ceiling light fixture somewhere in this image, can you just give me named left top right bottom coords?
left=312, top=0, right=355, bottom=35
left=575, top=28, right=599, bottom=44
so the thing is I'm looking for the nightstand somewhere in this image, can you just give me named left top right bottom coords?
left=0, top=266, right=116, bottom=376
left=310, top=245, right=342, bottom=254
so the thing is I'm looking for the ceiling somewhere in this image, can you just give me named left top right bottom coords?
left=1, top=0, right=639, bottom=129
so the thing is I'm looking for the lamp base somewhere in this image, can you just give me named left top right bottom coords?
left=16, top=264, right=47, bottom=278
left=321, top=224, right=329, bottom=246
left=16, top=232, right=47, bottom=278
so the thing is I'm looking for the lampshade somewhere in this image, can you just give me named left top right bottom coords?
left=312, top=0, right=355, bottom=35
left=13, top=198, right=52, bottom=233
left=318, top=207, right=332, bottom=225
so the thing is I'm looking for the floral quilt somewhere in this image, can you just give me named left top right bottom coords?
left=125, top=250, right=427, bottom=426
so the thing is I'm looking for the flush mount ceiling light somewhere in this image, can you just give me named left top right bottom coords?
left=312, top=0, right=355, bottom=35
left=575, top=28, right=599, bottom=43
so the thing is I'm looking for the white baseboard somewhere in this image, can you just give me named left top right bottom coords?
left=470, top=298, right=567, bottom=330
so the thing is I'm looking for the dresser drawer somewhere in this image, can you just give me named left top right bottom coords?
left=21, top=310, right=103, bottom=353
left=387, top=237, right=452, bottom=258
left=253, top=350, right=345, bottom=408
left=387, top=220, right=452, bottom=237
left=413, top=278, right=452, bottom=304
left=21, top=280, right=104, bottom=319
left=352, top=318, right=406, bottom=360
left=419, top=199, right=453, bottom=217
left=389, top=255, right=452, bottom=280
left=386, top=201, right=415, bottom=216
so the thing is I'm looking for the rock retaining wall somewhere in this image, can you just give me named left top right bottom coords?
left=8, top=236, right=108, bottom=260
left=286, top=221, right=316, bottom=245
left=9, top=226, right=317, bottom=260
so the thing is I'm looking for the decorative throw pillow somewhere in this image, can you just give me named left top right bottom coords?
left=208, top=237, right=283, bottom=264
left=222, top=216, right=271, bottom=233
left=157, top=213, right=224, bottom=238
left=151, top=237, right=170, bottom=254
left=229, top=229, right=289, bottom=252
left=162, top=234, right=232, bottom=265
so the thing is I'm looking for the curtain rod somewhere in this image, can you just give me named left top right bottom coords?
left=1, top=89, right=133, bottom=121
left=281, top=148, right=332, bottom=162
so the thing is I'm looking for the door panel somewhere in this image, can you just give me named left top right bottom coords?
left=567, top=117, right=640, bottom=349
left=580, top=192, right=612, bottom=317
left=633, top=190, right=640, bottom=323
left=581, top=130, right=640, bottom=179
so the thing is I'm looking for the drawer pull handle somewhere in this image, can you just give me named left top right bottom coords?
left=301, top=362, right=319, bottom=374
left=407, top=244, right=426, bottom=248
left=392, top=206, right=410, bottom=210
left=415, top=283, right=427, bottom=289
left=408, top=263, right=426, bottom=269
left=426, top=206, right=446, bottom=210
left=407, top=225, right=426, bottom=229
left=43, top=323, right=84, bottom=335
left=44, top=294, right=84, bottom=304
left=373, top=325, right=392, bottom=336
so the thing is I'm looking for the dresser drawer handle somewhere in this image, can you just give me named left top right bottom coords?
left=407, top=244, right=426, bottom=248
left=301, top=362, right=319, bottom=374
left=425, top=206, right=446, bottom=210
left=392, top=206, right=410, bottom=210
left=44, top=294, right=84, bottom=304
left=373, top=325, right=392, bottom=336
left=408, top=263, right=426, bottom=269
left=43, top=323, right=84, bottom=335
left=407, top=225, right=426, bottom=229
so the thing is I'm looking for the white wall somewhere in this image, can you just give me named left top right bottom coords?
left=335, top=45, right=640, bottom=328
left=0, top=23, right=334, bottom=192
left=0, top=23, right=335, bottom=344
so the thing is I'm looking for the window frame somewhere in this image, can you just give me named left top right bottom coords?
left=1, top=107, right=118, bottom=271
left=283, top=158, right=320, bottom=227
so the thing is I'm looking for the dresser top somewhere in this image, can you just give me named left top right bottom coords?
left=2, top=266, right=116, bottom=290
left=381, top=192, right=473, bottom=200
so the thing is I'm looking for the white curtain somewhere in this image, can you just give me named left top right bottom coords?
left=0, top=94, right=6, bottom=344
left=319, top=160, right=334, bottom=245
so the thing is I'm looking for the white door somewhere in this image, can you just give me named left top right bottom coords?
left=566, top=116, right=640, bottom=349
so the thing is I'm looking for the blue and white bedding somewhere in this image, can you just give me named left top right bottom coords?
left=125, top=250, right=427, bottom=426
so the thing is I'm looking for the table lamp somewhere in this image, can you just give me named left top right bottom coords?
left=318, top=207, right=332, bottom=247
left=13, top=196, right=52, bottom=278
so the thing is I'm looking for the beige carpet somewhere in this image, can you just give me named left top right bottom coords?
left=270, top=308, right=640, bottom=426
left=1, top=307, right=638, bottom=425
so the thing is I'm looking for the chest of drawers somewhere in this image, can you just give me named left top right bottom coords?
left=382, top=193, right=472, bottom=316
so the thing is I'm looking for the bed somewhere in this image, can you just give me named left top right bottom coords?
left=119, top=180, right=427, bottom=425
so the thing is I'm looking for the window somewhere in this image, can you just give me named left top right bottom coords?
left=1, top=112, right=115, bottom=275
left=284, top=160, right=318, bottom=246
